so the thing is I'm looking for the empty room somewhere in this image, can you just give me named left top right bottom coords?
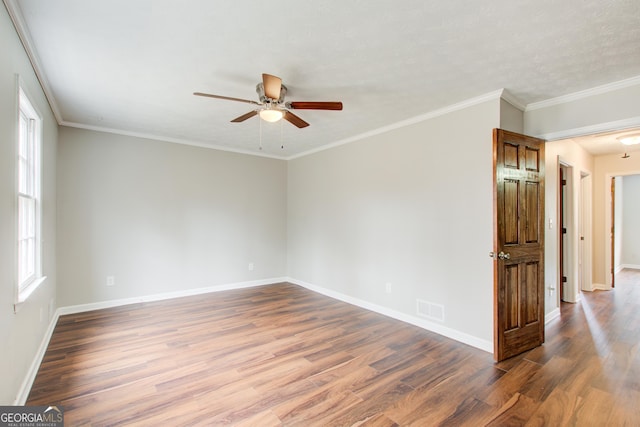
left=2, top=1, right=640, bottom=425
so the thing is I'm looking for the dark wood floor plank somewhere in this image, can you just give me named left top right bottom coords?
left=232, top=409, right=283, bottom=427
left=571, top=387, right=615, bottom=426
left=526, top=387, right=582, bottom=427
left=485, top=392, right=542, bottom=426
left=274, top=388, right=363, bottom=425
left=481, top=359, right=542, bottom=409
left=26, top=271, right=640, bottom=425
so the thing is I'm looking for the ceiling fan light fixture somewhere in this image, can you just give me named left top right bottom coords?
left=194, top=72, right=340, bottom=128
left=259, top=109, right=284, bottom=123
left=618, top=134, right=640, bottom=146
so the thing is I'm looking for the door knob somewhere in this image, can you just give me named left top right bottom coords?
left=490, top=251, right=510, bottom=260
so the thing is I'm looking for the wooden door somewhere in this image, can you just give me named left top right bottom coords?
left=493, top=129, right=545, bottom=362
left=611, top=177, right=616, bottom=288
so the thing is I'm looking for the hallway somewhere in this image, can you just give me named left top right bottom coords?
left=492, top=268, right=640, bottom=424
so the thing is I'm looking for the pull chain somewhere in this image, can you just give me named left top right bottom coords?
left=259, top=114, right=263, bottom=150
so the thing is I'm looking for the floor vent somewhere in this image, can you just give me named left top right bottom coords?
left=416, top=299, right=445, bottom=322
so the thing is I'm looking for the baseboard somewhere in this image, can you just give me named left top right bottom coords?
left=545, top=308, right=561, bottom=324
left=592, top=283, right=610, bottom=291
left=13, top=309, right=61, bottom=405
left=57, top=277, right=287, bottom=316
left=615, top=265, right=625, bottom=274
left=16, top=277, right=287, bottom=403
left=287, top=277, right=493, bottom=354
left=620, top=264, right=640, bottom=271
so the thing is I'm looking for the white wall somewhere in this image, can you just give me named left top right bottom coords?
left=57, top=127, right=287, bottom=307
left=622, top=175, right=640, bottom=268
left=543, top=139, right=594, bottom=307
left=287, top=99, right=500, bottom=348
left=0, top=4, right=58, bottom=404
left=500, top=98, right=524, bottom=133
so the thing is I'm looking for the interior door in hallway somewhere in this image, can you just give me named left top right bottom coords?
left=493, top=129, right=545, bottom=362
left=611, top=176, right=616, bottom=288
left=560, top=166, right=567, bottom=300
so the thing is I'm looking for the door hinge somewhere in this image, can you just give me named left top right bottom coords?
left=562, top=179, right=567, bottom=186
left=562, top=227, right=567, bottom=234
left=562, top=276, right=567, bottom=283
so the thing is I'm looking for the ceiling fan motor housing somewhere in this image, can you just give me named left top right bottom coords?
left=257, top=83, right=287, bottom=104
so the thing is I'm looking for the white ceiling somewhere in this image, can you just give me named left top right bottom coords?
left=6, top=0, right=640, bottom=158
left=568, top=128, right=640, bottom=157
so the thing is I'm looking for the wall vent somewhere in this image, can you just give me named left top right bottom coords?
left=416, top=299, right=445, bottom=322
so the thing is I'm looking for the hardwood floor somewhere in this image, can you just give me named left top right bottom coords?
left=28, top=271, right=640, bottom=426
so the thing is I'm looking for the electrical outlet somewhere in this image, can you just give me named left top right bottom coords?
left=248, top=263, right=254, bottom=271
left=106, top=276, right=115, bottom=286
left=385, top=282, right=392, bottom=294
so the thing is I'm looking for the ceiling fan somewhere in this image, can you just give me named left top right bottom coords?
left=194, top=73, right=342, bottom=128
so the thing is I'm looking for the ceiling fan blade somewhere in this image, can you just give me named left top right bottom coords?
left=194, top=92, right=260, bottom=105
left=288, top=101, right=343, bottom=111
left=262, top=73, right=282, bottom=100
left=230, top=110, right=258, bottom=123
left=283, top=111, right=310, bottom=128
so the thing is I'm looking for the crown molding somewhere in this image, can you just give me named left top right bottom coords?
left=3, top=0, right=64, bottom=124
left=525, top=74, right=640, bottom=112
left=532, top=116, right=640, bottom=142
left=287, top=89, right=505, bottom=160
left=60, top=121, right=288, bottom=160
left=499, top=89, right=527, bottom=111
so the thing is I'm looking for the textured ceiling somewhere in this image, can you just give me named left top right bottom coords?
left=6, top=0, right=640, bottom=158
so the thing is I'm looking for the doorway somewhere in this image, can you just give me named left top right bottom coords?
left=578, top=172, right=592, bottom=294
left=612, top=176, right=619, bottom=288
left=610, top=174, right=640, bottom=284
left=554, top=159, right=592, bottom=305
left=551, top=127, right=640, bottom=294
left=558, top=162, right=581, bottom=303
left=559, top=164, right=570, bottom=301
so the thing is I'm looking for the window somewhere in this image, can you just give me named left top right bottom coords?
left=16, top=84, right=44, bottom=303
